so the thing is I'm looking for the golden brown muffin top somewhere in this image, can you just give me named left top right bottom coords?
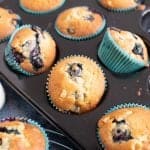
left=55, top=6, right=104, bottom=38
left=0, top=7, right=21, bottom=40
left=47, top=56, right=106, bottom=114
left=20, top=0, right=64, bottom=12
left=11, top=25, right=56, bottom=74
left=99, top=0, right=138, bottom=9
left=109, top=27, right=149, bottom=65
left=0, top=120, right=46, bottom=150
left=98, top=107, right=150, bottom=150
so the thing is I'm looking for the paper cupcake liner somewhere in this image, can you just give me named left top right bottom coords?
left=46, top=55, right=107, bottom=114
left=0, top=117, right=50, bottom=150
left=19, top=0, right=66, bottom=15
left=96, top=103, right=149, bottom=148
left=97, top=0, right=139, bottom=12
left=55, top=17, right=106, bottom=41
left=4, top=25, right=35, bottom=76
left=98, top=28, right=146, bottom=74
left=0, top=16, right=22, bottom=43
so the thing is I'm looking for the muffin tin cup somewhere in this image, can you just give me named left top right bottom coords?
left=98, top=28, right=147, bottom=74
left=46, top=55, right=108, bottom=114
left=19, top=0, right=66, bottom=15
left=96, top=103, right=149, bottom=148
left=97, top=0, right=139, bottom=12
left=4, top=24, right=34, bottom=76
left=0, top=117, right=50, bottom=150
left=55, top=18, right=106, bottom=41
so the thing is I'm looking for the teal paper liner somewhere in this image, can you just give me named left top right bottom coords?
left=0, top=117, right=50, bottom=150
left=46, top=55, right=108, bottom=114
left=55, top=16, right=106, bottom=41
left=98, top=28, right=147, bottom=74
left=19, top=0, right=66, bottom=15
left=4, top=25, right=34, bottom=76
left=96, top=103, right=149, bottom=148
left=97, top=0, right=139, bottom=12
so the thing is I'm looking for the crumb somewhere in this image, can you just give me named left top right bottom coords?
left=123, top=86, right=127, bottom=90
left=137, top=88, right=142, bottom=96
left=136, top=80, right=139, bottom=83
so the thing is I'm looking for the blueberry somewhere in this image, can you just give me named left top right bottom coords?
left=0, top=138, right=2, bottom=145
left=13, top=50, right=25, bottom=64
left=83, top=15, right=95, bottom=22
left=132, top=43, right=144, bottom=59
left=112, top=119, right=133, bottom=142
left=67, top=63, right=83, bottom=77
left=0, top=127, right=20, bottom=135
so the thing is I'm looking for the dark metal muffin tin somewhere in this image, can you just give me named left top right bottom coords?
left=0, top=0, right=150, bottom=149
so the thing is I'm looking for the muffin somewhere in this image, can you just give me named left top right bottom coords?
left=98, top=27, right=149, bottom=74
left=55, top=6, right=106, bottom=40
left=97, top=105, right=150, bottom=150
left=0, top=7, right=21, bottom=42
left=19, top=0, right=66, bottom=14
left=98, top=0, right=140, bottom=11
left=47, top=56, right=106, bottom=114
left=5, top=25, right=56, bottom=76
left=0, top=118, right=49, bottom=150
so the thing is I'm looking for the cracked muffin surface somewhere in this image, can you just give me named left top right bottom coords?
left=97, top=107, right=150, bottom=150
left=0, top=120, right=46, bottom=150
left=10, top=25, right=56, bottom=74
left=55, top=6, right=105, bottom=39
left=0, top=7, right=21, bottom=41
left=47, top=56, right=106, bottom=114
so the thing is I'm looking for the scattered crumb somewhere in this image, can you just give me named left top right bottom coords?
left=123, top=86, right=127, bottom=90
left=137, top=88, right=142, bottom=96
left=136, top=80, right=139, bottom=83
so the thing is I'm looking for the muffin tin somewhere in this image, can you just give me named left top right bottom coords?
left=0, top=0, right=150, bottom=149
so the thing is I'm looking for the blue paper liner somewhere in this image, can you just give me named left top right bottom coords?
left=46, top=55, right=107, bottom=114
left=97, top=0, right=140, bottom=12
left=96, top=103, right=149, bottom=148
left=0, top=117, right=50, bottom=150
left=55, top=15, right=106, bottom=41
left=98, top=28, right=147, bottom=74
left=19, top=0, right=66, bottom=15
left=4, top=25, right=34, bottom=76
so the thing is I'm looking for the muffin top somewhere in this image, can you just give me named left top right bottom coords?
left=109, top=27, right=148, bottom=65
left=10, top=25, right=56, bottom=74
left=47, top=56, right=106, bottom=114
left=55, top=6, right=105, bottom=39
left=0, top=120, right=46, bottom=150
left=99, top=0, right=139, bottom=9
left=20, top=0, right=65, bottom=12
left=0, top=7, right=21, bottom=40
left=98, top=107, right=150, bottom=150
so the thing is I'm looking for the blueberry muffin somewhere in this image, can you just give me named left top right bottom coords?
left=0, top=7, right=21, bottom=42
left=98, top=27, right=149, bottom=73
left=19, top=0, right=66, bottom=14
left=47, top=56, right=106, bottom=114
left=5, top=25, right=56, bottom=75
left=98, top=0, right=140, bottom=11
left=55, top=6, right=106, bottom=40
left=0, top=119, right=48, bottom=150
left=97, top=107, right=150, bottom=150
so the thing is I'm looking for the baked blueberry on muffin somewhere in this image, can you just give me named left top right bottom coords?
left=5, top=25, right=56, bottom=75
left=0, top=118, right=49, bottom=150
left=0, top=7, right=21, bottom=42
left=55, top=6, right=106, bottom=40
left=98, top=27, right=149, bottom=74
left=19, top=0, right=66, bottom=14
left=98, top=0, right=141, bottom=11
left=97, top=106, right=150, bottom=149
left=47, top=56, right=106, bottom=114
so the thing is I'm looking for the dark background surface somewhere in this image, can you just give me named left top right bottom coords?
left=0, top=0, right=150, bottom=150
